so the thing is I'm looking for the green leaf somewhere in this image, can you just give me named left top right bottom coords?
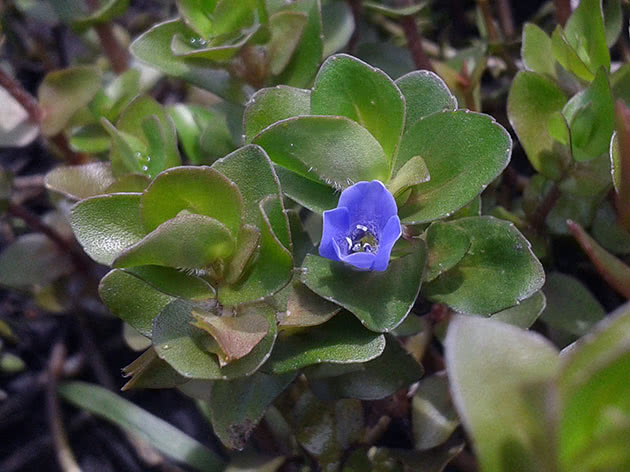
left=211, top=145, right=289, bottom=246
left=307, top=335, right=423, bottom=400
left=71, top=193, right=145, bottom=265
left=153, top=300, right=277, bottom=380
left=168, top=104, right=235, bottom=165
left=130, top=19, right=249, bottom=103
left=445, top=315, right=560, bottom=472
left=311, top=54, right=405, bottom=161
left=170, top=27, right=260, bottom=62
left=562, top=68, right=614, bottom=162
left=58, top=381, right=225, bottom=471
left=507, top=71, right=569, bottom=180
left=396, top=111, right=511, bottom=223
left=604, top=0, right=622, bottom=47
left=564, top=0, right=610, bottom=74
left=321, top=1, right=354, bottom=57
left=269, top=12, right=308, bottom=75
left=72, top=0, right=128, bottom=31
left=551, top=26, right=594, bottom=82
left=0, top=234, right=72, bottom=288
left=412, top=372, right=458, bottom=450
left=541, top=272, right=605, bottom=336
left=388, top=155, right=430, bottom=196
left=115, top=95, right=181, bottom=177
left=141, top=166, right=242, bottom=235
left=176, top=0, right=217, bottom=38
left=114, top=214, right=236, bottom=269
left=209, top=372, right=296, bottom=450
left=225, top=224, right=261, bottom=284
left=125, top=265, right=216, bottom=300
left=45, top=162, right=115, bottom=200
left=362, top=0, right=426, bottom=17
left=243, top=86, right=311, bottom=143
left=254, top=115, right=390, bottom=190
left=274, top=166, right=338, bottom=214
left=265, top=311, right=386, bottom=374
left=275, top=0, right=323, bottom=88
left=99, top=269, right=174, bottom=337
left=521, top=23, right=556, bottom=78
left=300, top=242, right=426, bottom=333
left=489, top=291, right=546, bottom=329
left=424, top=220, right=470, bottom=282
left=424, top=216, right=545, bottom=315
left=38, top=66, right=102, bottom=136
left=69, top=124, right=111, bottom=153
left=592, top=200, right=630, bottom=254
left=277, top=281, right=340, bottom=329
left=217, top=198, right=292, bottom=305
left=395, top=70, right=457, bottom=131
left=121, top=348, right=187, bottom=390
left=558, top=307, right=630, bottom=471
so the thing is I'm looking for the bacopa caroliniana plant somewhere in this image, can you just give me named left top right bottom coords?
left=54, top=53, right=546, bottom=456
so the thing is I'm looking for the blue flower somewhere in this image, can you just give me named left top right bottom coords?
left=319, top=180, right=402, bottom=271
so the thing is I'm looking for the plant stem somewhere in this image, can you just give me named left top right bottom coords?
left=347, top=0, right=362, bottom=54
left=530, top=183, right=561, bottom=232
left=477, top=0, right=500, bottom=43
left=7, top=202, right=89, bottom=272
left=46, top=342, right=82, bottom=472
left=85, top=0, right=128, bottom=74
left=0, top=67, right=42, bottom=123
left=0, top=68, right=86, bottom=164
left=496, top=0, right=515, bottom=39
left=554, top=0, right=571, bottom=26
left=398, top=0, right=433, bottom=71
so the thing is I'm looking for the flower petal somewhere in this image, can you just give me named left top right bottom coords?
left=340, top=251, right=377, bottom=271
left=372, top=215, right=402, bottom=271
left=319, top=206, right=350, bottom=261
left=338, top=180, right=397, bottom=228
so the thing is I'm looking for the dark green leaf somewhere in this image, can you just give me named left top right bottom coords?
left=424, top=221, right=471, bottom=282
left=300, top=242, right=426, bottom=332
left=308, top=335, right=423, bottom=400
left=265, top=311, right=386, bottom=373
left=541, top=272, right=605, bottom=336
left=153, top=300, right=277, bottom=379
left=71, top=193, right=145, bottom=265
left=254, top=115, right=390, bottom=190
left=507, top=71, right=569, bottom=180
left=424, top=217, right=545, bottom=315
left=311, top=54, right=405, bottom=161
left=396, top=111, right=511, bottom=223
left=395, top=70, right=457, bottom=131
left=243, top=86, right=311, bottom=143
left=58, top=381, right=225, bottom=471
left=209, top=372, right=296, bottom=449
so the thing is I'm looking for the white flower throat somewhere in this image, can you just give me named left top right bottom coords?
left=346, top=224, right=379, bottom=254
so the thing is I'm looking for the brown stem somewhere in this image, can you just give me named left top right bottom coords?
left=496, top=0, right=515, bottom=40
left=85, top=0, right=128, bottom=74
left=530, top=183, right=561, bottom=232
left=50, top=134, right=88, bottom=165
left=477, top=0, right=500, bottom=43
left=46, top=342, right=82, bottom=472
left=554, top=0, right=571, bottom=26
left=7, top=202, right=89, bottom=272
left=94, top=24, right=129, bottom=74
left=0, top=68, right=42, bottom=123
left=347, top=0, right=362, bottom=54
left=400, top=16, right=433, bottom=71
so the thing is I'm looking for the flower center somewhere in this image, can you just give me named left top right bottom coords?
left=346, top=224, right=379, bottom=254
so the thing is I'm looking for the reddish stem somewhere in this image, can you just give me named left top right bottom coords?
left=0, top=68, right=43, bottom=123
